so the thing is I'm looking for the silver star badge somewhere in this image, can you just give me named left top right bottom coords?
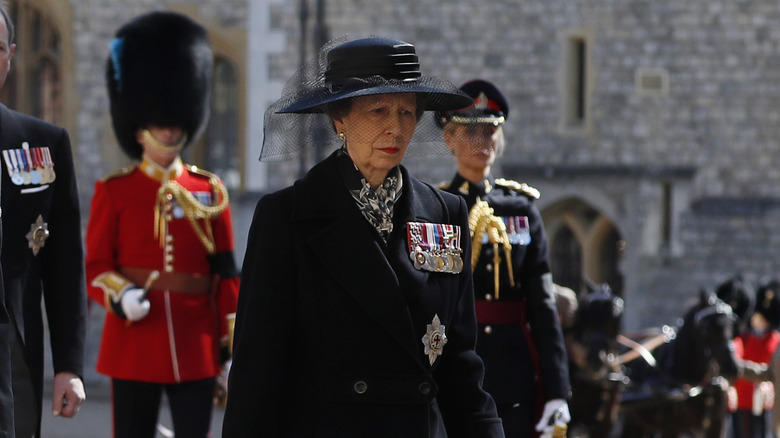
left=422, top=314, right=448, bottom=365
left=26, top=214, right=49, bottom=256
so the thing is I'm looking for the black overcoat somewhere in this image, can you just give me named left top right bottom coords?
left=224, top=151, right=504, bottom=438
left=0, top=193, right=12, bottom=438
left=0, top=103, right=86, bottom=429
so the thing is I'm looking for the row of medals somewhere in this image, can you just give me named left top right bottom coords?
left=5, top=146, right=56, bottom=185
left=410, top=246, right=464, bottom=274
left=11, top=165, right=55, bottom=185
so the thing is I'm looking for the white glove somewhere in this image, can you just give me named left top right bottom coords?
left=535, top=399, right=570, bottom=436
left=120, top=288, right=151, bottom=322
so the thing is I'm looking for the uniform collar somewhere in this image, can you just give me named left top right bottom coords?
left=449, top=173, right=492, bottom=197
left=139, top=155, right=184, bottom=182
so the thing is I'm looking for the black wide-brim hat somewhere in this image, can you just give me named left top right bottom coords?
left=106, top=11, right=213, bottom=159
left=277, top=37, right=472, bottom=114
left=259, top=36, right=473, bottom=161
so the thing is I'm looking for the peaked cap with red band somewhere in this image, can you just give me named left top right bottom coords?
left=437, top=78, right=509, bottom=127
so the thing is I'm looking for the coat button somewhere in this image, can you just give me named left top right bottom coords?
left=353, top=380, right=368, bottom=394
left=484, top=325, right=493, bottom=334
left=418, top=382, right=431, bottom=395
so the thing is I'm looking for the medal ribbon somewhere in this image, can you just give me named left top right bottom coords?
left=407, top=222, right=463, bottom=274
left=2, top=150, right=14, bottom=175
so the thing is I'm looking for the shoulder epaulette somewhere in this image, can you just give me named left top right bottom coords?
left=185, top=164, right=222, bottom=183
left=100, top=166, right=134, bottom=183
left=494, top=178, right=541, bottom=200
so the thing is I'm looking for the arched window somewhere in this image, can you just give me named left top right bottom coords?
left=599, top=227, right=624, bottom=296
left=205, top=57, right=240, bottom=190
left=551, top=225, right=582, bottom=293
left=0, top=0, right=62, bottom=125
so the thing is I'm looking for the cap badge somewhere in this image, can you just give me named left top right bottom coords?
left=422, top=314, right=448, bottom=365
left=26, top=214, right=49, bottom=256
left=475, top=92, right=489, bottom=110
left=407, top=222, right=463, bottom=274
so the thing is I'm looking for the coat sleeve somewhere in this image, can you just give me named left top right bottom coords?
left=40, top=127, right=86, bottom=377
left=519, top=203, right=571, bottom=401
left=433, top=194, right=505, bottom=438
left=85, top=179, right=127, bottom=308
left=210, top=203, right=239, bottom=360
left=222, top=191, right=295, bottom=436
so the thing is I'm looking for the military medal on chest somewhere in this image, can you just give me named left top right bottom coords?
left=2, top=143, right=56, bottom=186
left=407, top=222, right=464, bottom=274
left=422, top=314, right=448, bottom=365
left=503, top=215, right=531, bottom=245
left=26, top=214, right=50, bottom=256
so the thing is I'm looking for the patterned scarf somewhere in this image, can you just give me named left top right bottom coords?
left=349, top=168, right=403, bottom=243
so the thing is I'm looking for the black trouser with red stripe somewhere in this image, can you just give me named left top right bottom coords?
left=111, top=377, right=215, bottom=438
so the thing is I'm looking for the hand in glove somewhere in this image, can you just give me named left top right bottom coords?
left=535, top=399, right=570, bottom=437
left=110, top=288, right=151, bottom=322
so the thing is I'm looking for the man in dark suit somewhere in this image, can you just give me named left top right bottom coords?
left=0, top=3, right=86, bottom=437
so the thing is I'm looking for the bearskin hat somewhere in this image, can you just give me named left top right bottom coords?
left=106, top=11, right=212, bottom=159
left=715, top=275, right=754, bottom=335
left=755, top=280, right=780, bottom=330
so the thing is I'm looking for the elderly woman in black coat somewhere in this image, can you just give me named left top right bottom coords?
left=222, top=37, right=504, bottom=438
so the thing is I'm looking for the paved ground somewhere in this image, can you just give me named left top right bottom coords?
left=39, top=380, right=226, bottom=438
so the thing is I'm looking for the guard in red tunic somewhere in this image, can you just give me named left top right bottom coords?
left=731, top=280, right=780, bottom=438
left=85, top=11, right=238, bottom=438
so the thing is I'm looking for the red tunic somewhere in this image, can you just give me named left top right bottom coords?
left=86, top=157, right=239, bottom=383
left=733, top=330, right=780, bottom=410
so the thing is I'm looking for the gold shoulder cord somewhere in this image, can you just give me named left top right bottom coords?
left=154, top=177, right=230, bottom=255
left=467, top=199, right=515, bottom=299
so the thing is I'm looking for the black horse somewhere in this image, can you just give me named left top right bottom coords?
left=562, top=282, right=627, bottom=438
left=619, top=290, right=740, bottom=438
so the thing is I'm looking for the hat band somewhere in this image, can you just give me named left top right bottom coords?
left=449, top=114, right=505, bottom=125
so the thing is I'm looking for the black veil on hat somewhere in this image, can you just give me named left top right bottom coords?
left=106, top=11, right=213, bottom=159
left=260, top=36, right=473, bottom=161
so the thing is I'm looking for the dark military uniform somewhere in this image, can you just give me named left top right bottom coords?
left=0, top=176, right=12, bottom=438
left=0, top=102, right=86, bottom=437
left=442, top=173, right=570, bottom=436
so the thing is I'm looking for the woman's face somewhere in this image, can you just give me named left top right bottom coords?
left=444, top=123, right=502, bottom=171
left=333, top=93, right=418, bottom=184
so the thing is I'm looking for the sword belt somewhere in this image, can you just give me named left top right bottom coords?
left=119, top=266, right=211, bottom=295
left=475, top=300, right=525, bottom=325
